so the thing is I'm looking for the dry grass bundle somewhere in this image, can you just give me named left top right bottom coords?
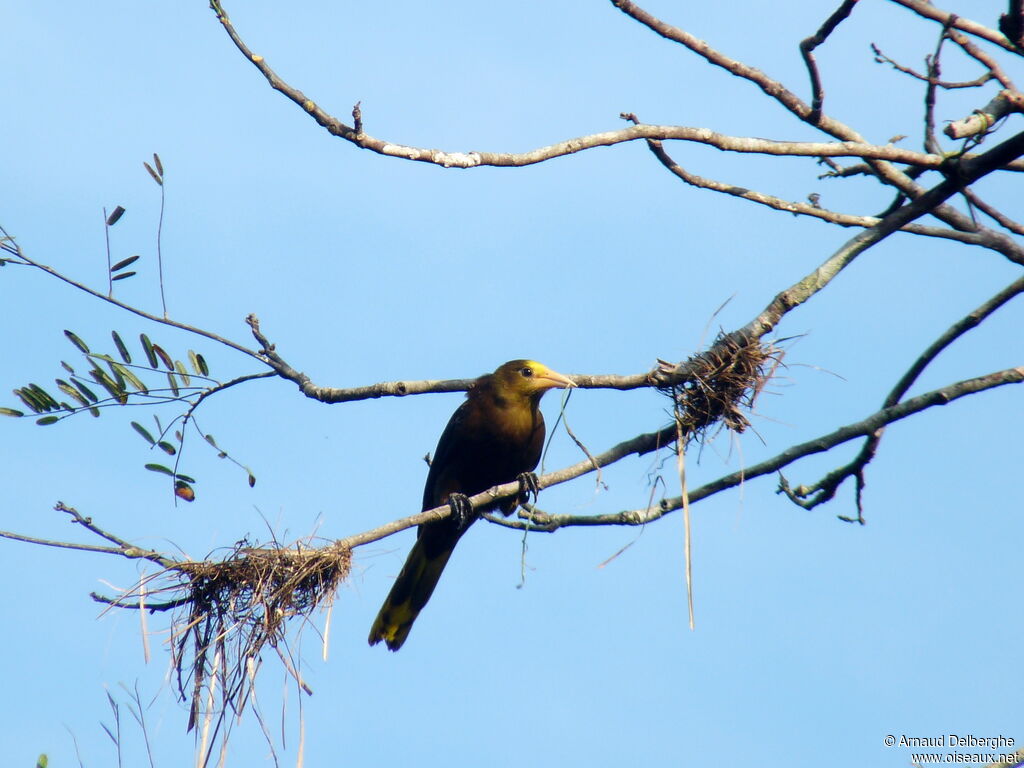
left=158, top=540, right=351, bottom=734
left=656, top=334, right=782, bottom=631
left=660, top=334, right=782, bottom=441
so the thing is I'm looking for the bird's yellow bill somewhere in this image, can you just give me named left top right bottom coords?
left=532, top=364, right=576, bottom=390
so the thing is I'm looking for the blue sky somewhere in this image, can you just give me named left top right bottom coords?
left=3, top=1, right=1022, bottom=766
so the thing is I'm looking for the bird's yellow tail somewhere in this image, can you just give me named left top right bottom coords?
left=368, top=538, right=455, bottom=651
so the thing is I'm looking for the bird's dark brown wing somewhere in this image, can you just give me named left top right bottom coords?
left=422, top=388, right=545, bottom=517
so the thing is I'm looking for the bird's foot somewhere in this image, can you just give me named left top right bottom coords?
left=447, top=492, right=474, bottom=530
left=516, top=471, right=540, bottom=507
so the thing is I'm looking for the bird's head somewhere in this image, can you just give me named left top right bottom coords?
left=492, top=359, right=576, bottom=399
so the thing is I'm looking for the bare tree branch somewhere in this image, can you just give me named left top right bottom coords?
left=9, top=359, right=1020, bottom=561
left=778, top=274, right=1024, bottom=516
left=945, top=24, right=1018, bottom=90
left=489, top=366, right=1024, bottom=532
left=611, top=0, right=843, bottom=133
left=620, top=114, right=998, bottom=247
left=4, top=3, right=1022, bottom=760
left=719, top=128, right=1024, bottom=349
left=206, top=0, right=1024, bottom=267
left=821, top=156, right=1024, bottom=177
left=945, top=89, right=1024, bottom=139
left=0, top=503, right=175, bottom=568
left=800, top=0, right=861, bottom=123
left=872, top=42, right=996, bottom=89
left=607, top=1, right=1024, bottom=259
left=923, top=20, right=954, bottom=155
left=232, top=128, right=1024, bottom=422
left=888, top=0, right=1022, bottom=53
left=244, top=129, right=1024, bottom=538
left=209, top=0, right=1005, bottom=174
left=961, top=187, right=1024, bottom=234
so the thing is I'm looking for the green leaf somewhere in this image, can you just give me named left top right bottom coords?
left=140, top=333, right=158, bottom=368
left=37, top=754, right=48, bottom=768
left=71, top=378, right=99, bottom=403
left=0, top=407, right=24, bottom=417
left=64, top=330, right=90, bottom=354
left=153, top=152, right=163, bottom=176
left=113, top=362, right=147, bottom=394
left=188, top=349, right=207, bottom=377
left=157, top=440, right=177, bottom=455
left=111, top=271, right=136, bottom=281
left=151, top=344, right=174, bottom=371
left=131, top=421, right=156, bottom=445
left=247, top=471, right=256, bottom=488
left=28, top=384, right=59, bottom=411
left=144, top=463, right=174, bottom=476
left=13, top=388, right=43, bottom=413
left=110, top=255, right=140, bottom=273
left=61, top=361, right=76, bottom=375
left=106, top=360, right=127, bottom=392
left=176, top=472, right=196, bottom=484
left=174, top=359, right=191, bottom=387
left=90, top=367, right=126, bottom=403
left=166, top=371, right=179, bottom=397
left=36, top=415, right=59, bottom=425
left=111, top=331, right=132, bottom=363
left=56, top=379, right=89, bottom=407
left=204, top=433, right=219, bottom=448
left=105, top=206, right=126, bottom=226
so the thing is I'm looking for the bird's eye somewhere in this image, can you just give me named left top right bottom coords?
left=520, top=366, right=534, bottom=378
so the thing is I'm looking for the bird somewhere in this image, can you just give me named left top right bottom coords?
left=368, top=359, right=576, bottom=651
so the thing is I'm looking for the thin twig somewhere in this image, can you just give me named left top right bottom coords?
left=800, top=0, right=861, bottom=123
left=104, top=208, right=114, bottom=298
left=871, top=42, right=995, bottom=89
left=1, top=226, right=263, bottom=362
left=923, top=26, right=951, bottom=155
left=944, top=27, right=1017, bottom=89
left=156, top=161, right=167, bottom=318
left=0, top=503, right=174, bottom=567
left=0, top=528, right=133, bottom=558
left=960, top=187, right=1024, bottom=234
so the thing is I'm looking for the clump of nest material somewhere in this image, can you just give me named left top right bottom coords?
left=658, top=333, right=782, bottom=443
left=147, top=539, right=350, bottom=732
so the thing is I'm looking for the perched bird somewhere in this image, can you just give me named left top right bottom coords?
left=368, top=359, right=575, bottom=651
